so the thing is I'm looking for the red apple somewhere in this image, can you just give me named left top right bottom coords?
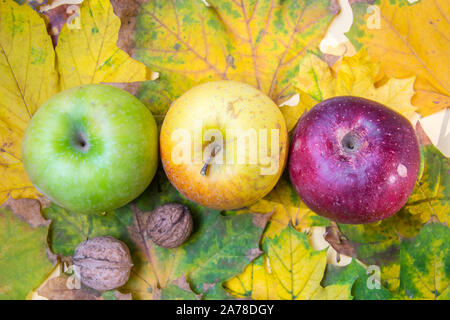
left=289, top=96, right=420, bottom=224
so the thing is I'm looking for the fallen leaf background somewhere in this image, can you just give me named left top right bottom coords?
left=0, top=0, right=448, bottom=300
left=224, top=225, right=356, bottom=300
left=43, top=171, right=271, bottom=300
left=289, top=49, right=418, bottom=131
left=348, top=0, right=449, bottom=116
left=113, top=0, right=336, bottom=121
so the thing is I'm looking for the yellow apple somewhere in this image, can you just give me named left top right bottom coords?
left=160, top=80, right=288, bottom=210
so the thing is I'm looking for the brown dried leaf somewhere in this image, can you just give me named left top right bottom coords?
left=113, top=291, right=132, bottom=300
left=3, top=197, right=49, bottom=228
left=110, top=0, right=146, bottom=57
left=252, top=212, right=273, bottom=229
left=324, top=225, right=358, bottom=258
left=41, top=3, right=76, bottom=47
left=38, top=275, right=101, bottom=300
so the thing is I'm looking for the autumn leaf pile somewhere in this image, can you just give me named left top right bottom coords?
left=0, top=0, right=448, bottom=300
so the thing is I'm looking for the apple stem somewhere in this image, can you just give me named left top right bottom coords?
left=200, top=145, right=221, bottom=176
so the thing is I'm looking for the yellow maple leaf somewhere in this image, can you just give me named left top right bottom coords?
left=279, top=91, right=317, bottom=132
left=244, top=199, right=313, bottom=239
left=283, top=50, right=417, bottom=131
left=128, top=0, right=336, bottom=118
left=56, top=0, right=150, bottom=89
left=333, top=49, right=379, bottom=98
left=0, top=0, right=59, bottom=203
left=224, top=255, right=278, bottom=300
left=293, top=53, right=335, bottom=102
left=225, top=225, right=354, bottom=300
left=311, top=283, right=354, bottom=300
left=235, top=176, right=329, bottom=240
left=349, top=0, right=450, bottom=116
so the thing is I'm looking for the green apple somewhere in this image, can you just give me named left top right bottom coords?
left=160, top=80, right=288, bottom=210
left=22, top=84, right=158, bottom=214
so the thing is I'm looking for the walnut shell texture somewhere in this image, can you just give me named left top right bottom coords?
left=73, top=236, right=133, bottom=291
left=147, top=203, right=193, bottom=248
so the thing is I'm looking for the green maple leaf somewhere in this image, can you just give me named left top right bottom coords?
left=404, top=144, right=450, bottom=225
left=323, top=260, right=393, bottom=300
left=323, top=224, right=450, bottom=300
left=0, top=207, right=53, bottom=299
left=43, top=204, right=132, bottom=257
left=159, top=275, right=201, bottom=300
left=398, top=223, right=449, bottom=300
left=337, top=220, right=402, bottom=291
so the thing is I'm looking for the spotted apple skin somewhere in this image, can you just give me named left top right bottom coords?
left=160, top=81, right=288, bottom=210
left=289, top=96, right=420, bottom=224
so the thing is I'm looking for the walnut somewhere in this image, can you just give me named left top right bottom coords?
left=146, top=203, right=193, bottom=248
left=73, top=236, right=133, bottom=291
